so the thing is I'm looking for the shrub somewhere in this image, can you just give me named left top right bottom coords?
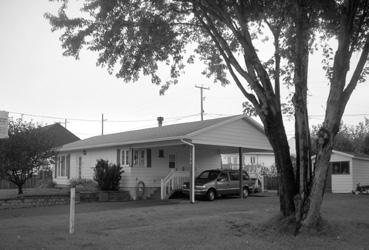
left=93, top=159, right=123, bottom=191
left=38, top=180, right=57, bottom=189
left=69, top=178, right=97, bottom=191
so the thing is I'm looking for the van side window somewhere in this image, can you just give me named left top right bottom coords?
left=229, top=172, right=240, bottom=181
left=218, top=172, right=228, bottom=181
left=242, top=172, right=250, bottom=180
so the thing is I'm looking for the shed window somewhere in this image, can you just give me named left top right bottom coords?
left=331, top=161, right=350, bottom=175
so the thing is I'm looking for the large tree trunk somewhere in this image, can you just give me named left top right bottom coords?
left=17, top=184, right=23, bottom=195
left=302, top=104, right=343, bottom=227
left=292, top=0, right=313, bottom=226
left=263, top=112, right=297, bottom=216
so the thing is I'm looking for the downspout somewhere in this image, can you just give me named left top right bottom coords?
left=181, top=139, right=195, bottom=204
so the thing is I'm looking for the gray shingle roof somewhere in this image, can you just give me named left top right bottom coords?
left=60, top=115, right=244, bottom=151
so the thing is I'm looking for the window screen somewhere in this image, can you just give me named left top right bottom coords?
left=331, top=161, right=350, bottom=175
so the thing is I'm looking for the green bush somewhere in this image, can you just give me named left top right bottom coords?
left=69, top=178, right=97, bottom=191
left=38, top=180, right=57, bottom=189
left=93, top=159, right=123, bottom=191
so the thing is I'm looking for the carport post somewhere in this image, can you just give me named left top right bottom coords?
left=239, top=147, right=243, bottom=199
left=181, top=139, right=195, bottom=204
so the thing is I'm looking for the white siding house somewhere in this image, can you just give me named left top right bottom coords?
left=54, top=115, right=272, bottom=199
left=221, top=152, right=275, bottom=176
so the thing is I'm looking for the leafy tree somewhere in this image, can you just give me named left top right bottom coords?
left=45, top=0, right=369, bottom=231
left=94, top=159, right=123, bottom=191
left=312, top=119, right=369, bottom=154
left=0, top=119, right=55, bottom=194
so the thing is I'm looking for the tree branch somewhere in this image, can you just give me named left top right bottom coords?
left=343, top=37, right=369, bottom=103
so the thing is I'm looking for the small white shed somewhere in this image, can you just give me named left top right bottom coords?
left=324, top=150, right=369, bottom=193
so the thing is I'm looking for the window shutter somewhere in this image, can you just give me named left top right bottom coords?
left=66, top=154, right=70, bottom=179
left=117, top=149, right=121, bottom=165
left=146, top=149, right=152, bottom=168
left=128, top=149, right=132, bottom=167
left=54, top=156, right=58, bottom=178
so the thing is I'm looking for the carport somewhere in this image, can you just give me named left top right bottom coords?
left=161, top=115, right=273, bottom=203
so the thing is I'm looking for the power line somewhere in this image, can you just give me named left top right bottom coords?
left=7, top=111, right=201, bottom=123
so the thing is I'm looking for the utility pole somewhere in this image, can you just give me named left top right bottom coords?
left=195, top=85, right=210, bottom=121
left=64, top=118, right=68, bottom=129
left=101, top=113, right=107, bottom=135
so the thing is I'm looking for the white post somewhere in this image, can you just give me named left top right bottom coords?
left=180, top=139, right=195, bottom=204
left=261, top=175, right=265, bottom=192
left=191, top=144, right=195, bottom=204
left=69, top=187, right=75, bottom=234
left=160, top=179, right=164, bottom=200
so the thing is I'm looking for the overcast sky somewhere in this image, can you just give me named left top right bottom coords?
left=1, top=1, right=368, bottom=140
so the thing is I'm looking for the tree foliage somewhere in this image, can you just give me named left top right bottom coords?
left=312, top=119, right=369, bottom=154
left=0, top=119, right=55, bottom=194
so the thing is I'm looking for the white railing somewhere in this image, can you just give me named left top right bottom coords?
left=160, top=170, right=189, bottom=200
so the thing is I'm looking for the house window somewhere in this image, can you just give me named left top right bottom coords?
left=61, top=156, right=66, bottom=176
left=331, top=161, right=350, bottom=175
left=169, top=154, right=175, bottom=168
left=121, top=149, right=130, bottom=166
left=158, top=149, right=164, bottom=158
left=56, top=154, right=70, bottom=177
left=250, top=156, right=256, bottom=164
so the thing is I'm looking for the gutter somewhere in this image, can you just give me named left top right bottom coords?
left=181, top=139, right=195, bottom=204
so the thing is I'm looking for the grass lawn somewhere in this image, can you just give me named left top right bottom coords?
left=0, top=193, right=368, bottom=249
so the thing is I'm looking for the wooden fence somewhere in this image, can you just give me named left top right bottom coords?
left=0, top=172, right=52, bottom=189
left=263, top=176, right=279, bottom=190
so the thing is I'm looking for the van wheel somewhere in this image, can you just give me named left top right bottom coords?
left=207, top=189, right=216, bottom=201
left=242, top=187, right=249, bottom=198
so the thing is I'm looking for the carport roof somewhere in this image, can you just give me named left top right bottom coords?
left=58, top=114, right=265, bottom=152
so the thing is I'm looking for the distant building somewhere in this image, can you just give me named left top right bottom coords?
left=39, top=123, right=80, bottom=148
left=312, top=150, right=369, bottom=193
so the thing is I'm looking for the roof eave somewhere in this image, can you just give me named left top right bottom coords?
left=58, top=136, right=185, bottom=152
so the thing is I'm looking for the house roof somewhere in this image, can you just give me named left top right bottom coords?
left=39, top=123, right=80, bottom=147
left=59, top=114, right=265, bottom=152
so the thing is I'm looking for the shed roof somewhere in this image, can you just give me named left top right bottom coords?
left=332, top=150, right=369, bottom=161
left=59, top=114, right=266, bottom=152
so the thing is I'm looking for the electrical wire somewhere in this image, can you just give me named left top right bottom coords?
left=7, top=111, right=201, bottom=123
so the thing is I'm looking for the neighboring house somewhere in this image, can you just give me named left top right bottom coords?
left=221, top=152, right=275, bottom=176
left=54, top=115, right=272, bottom=199
left=313, top=150, right=369, bottom=193
left=39, top=123, right=80, bottom=148
left=39, top=123, right=80, bottom=176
